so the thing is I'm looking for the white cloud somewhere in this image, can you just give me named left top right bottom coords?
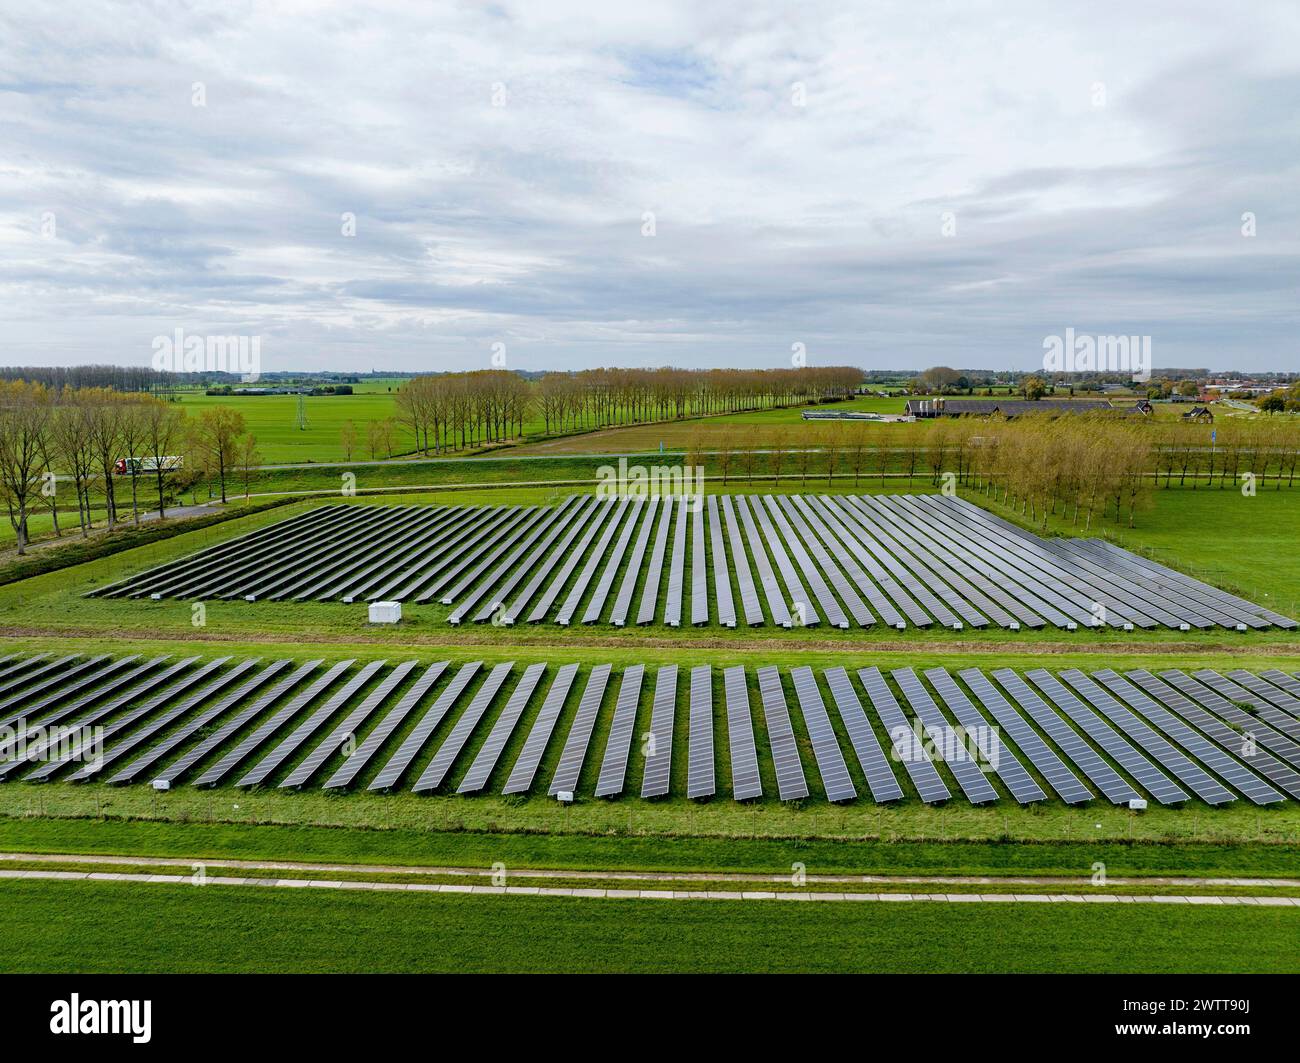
left=0, top=0, right=1297, bottom=372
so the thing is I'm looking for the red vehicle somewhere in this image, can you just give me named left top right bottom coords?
left=114, top=456, right=183, bottom=475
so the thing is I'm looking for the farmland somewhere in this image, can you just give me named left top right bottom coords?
left=2, top=403, right=1299, bottom=976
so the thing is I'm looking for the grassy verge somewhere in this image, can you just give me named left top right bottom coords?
left=3, top=818, right=1299, bottom=877
left=2, top=877, right=1296, bottom=973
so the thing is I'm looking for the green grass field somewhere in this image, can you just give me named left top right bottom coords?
left=1, top=437, right=1297, bottom=973
left=3, top=878, right=1295, bottom=973
left=169, top=381, right=416, bottom=463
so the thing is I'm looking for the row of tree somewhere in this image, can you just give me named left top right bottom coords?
left=0, top=382, right=260, bottom=553
left=393, top=370, right=532, bottom=453
left=393, top=367, right=864, bottom=452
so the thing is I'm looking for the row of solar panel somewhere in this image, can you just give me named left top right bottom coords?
left=88, top=493, right=1295, bottom=630
left=1, top=652, right=1298, bottom=805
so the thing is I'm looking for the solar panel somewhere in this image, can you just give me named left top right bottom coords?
left=719, top=496, right=763, bottom=625
left=235, top=660, right=387, bottom=788
left=635, top=497, right=673, bottom=625
left=502, top=664, right=579, bottom=794
left=610, top=498, right=660, bottom=626
left=104, top=660, right=295, bottom=785
left=1091, top=670, right=1282, bottom=805
left=193, top=660, right=354, bottom=787
left=774, top=497, right=873, bottom=627
left=594, top=665, right=645, bottom=797
left=723, top=666, right=761, bottom=800
left=413, top=662, right=516, bottom=792
left=832, top=497, right=984, bottom=629
left=368, top=506, right=510, bottom=603
left=69, top=658, right=263, bottom=782
left=747, top=497, right=819, bottom=627
left=822, top=667, right=902, bottom=803
left=502, top=499, right=605, bottom=623
left=761, top=496, right=849, bottom=627
left=789, top=667, right=855, bottom=801
left=233, top=508, right=433, bottom=602
left=582, top=499, right=644, bottom=624
left=809, top=497, right=941, bottom=627
left=105, top=506, right=368, bottom=600
left=734, top=497, right=793, bottom=627
left=0, top=654, right=112, bottom=723
left=280, top=660, right=420, bottom=788
left=871, top=495, right=1049, bottom=629
left=855, top=667, right=950, bottom=803
left=452, top=499, right=583, bottom=622
left=151, top=660, right=324, bottom=786
left=333, top=506, right=485, bottom=602
left=918, top=497, right=1160, bottom=629
left=1259, top=669, right=1300, bottom=700
left=1190, top=670, right=1300, bottom=742
left=891, top=496, right=1095, bottom=628
left=690, top=498, right=709, bottom=625
left=458, top=663, right=547, bottom=793
left=1056, top=669, right=1235, bottom=805
left=557, top=502, right=631, bottom=625
left=662, top=497, right=689, bottom=626
left=792, top=496, right=909, bottom=627
left=432, top=506, right=550, bottom=607
left=1122, top=669, right=1300, bottom=800
left=414, top=506, right=536, bottom=604
left=368, top=662, right=482, bottom=790
left=287, top=508, right=456, bottom=601
left=24, top=657, right=223, bottom=782
left=0, top=654, right=78, bottom=701
left=322, top=662, right=448, bottom=789
left=756, top=666, right=809, bottom=800
left=706, top=496, right=737, bottom=627
left=1022, top=669, right=1187, bottom=804
left=641, top=665, right=677, bottom=798
left=467, top=497, right=588, bottom=622
left=0, top=653, right=37, bottom=679
left=956, top=668, right=1093, bottom=804
left=891, top=668, right=999, bottom=804
left=852, top=497, right=1023, bottom=629
left=1225, top=669, right=1300, bottom=717
left=986, top=669, right=1137, bottom=804
left=1155, top=670, right=1300, bottom=768
left=548, top=664, right=611, bottom=794
left=924, top=668, right=1046, bottom=804
left=1087, top=539, right=1293, bottom=628
left=0, top=655, right=164, bottom=758
left=2, top=657, right=196, bottom=779
left=682, top=666, right=715, bottom=799
left=527, top=502, right=619, bottom=622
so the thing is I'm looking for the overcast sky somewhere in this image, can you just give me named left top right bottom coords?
left=1, top=1, right=1297, bottom=375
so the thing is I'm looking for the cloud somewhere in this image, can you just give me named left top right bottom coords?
left=0, top=0, right=1296, bottom=372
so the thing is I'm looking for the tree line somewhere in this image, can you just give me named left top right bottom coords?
left=0, top=381, right=260, bottom=554
left=395, top=366, right=863, bottom=453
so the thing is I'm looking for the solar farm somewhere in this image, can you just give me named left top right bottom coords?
left=7, top=482, right=1300, bottom=978
left=3, top=649, right=1299, bottom=811
left=89, top=493, right=1294, bottom=632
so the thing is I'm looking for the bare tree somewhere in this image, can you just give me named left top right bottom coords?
left=191, top=406, right=247, bottom=503
left=0, top=381, right=51, bottom=554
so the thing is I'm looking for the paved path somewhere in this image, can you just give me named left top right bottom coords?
left=2, top=854, right=1298, bottom=904
left=3, top=867, right=1296, bottom=905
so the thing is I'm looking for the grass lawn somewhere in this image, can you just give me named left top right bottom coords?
left=4, top=817, right=1300, bottom=877
left=3, top=877, right=1296, bottom=972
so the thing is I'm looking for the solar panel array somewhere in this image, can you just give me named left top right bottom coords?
left=88, top=494, right=1294, bottom=630
left=5, top=651, right=1300, bottom=810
